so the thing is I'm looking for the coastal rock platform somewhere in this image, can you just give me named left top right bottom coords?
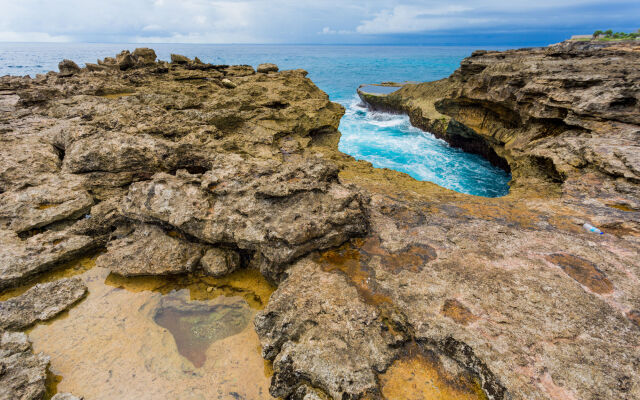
left=0, top=42, right=639, bottom=400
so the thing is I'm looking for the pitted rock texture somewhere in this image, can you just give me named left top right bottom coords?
left=1, top=43, right=639, bottom=400
left=0, top=278, right=87, bottom=330
left=96, top=223, right=205, bottom=276
left=332, top=39, right=640, bottom=400
left=0, top=331, right=49, bottom=400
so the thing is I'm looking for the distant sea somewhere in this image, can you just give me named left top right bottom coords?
left=0, top=43, right=513, bottom=197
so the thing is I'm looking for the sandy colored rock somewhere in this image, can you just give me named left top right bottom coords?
left=258, top=63, right=279, bottom=73
left=0, top=229, right=96, bottom=290
left=0, top=278, right=87, bottom=330
left=96, top=224, right=205, bottom=276
left=0, top=331, right=49, bottom=400
left=200, top=248, right=241, bottom=277
left=0, top=177, right=93, bottom=233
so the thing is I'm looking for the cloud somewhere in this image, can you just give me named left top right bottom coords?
left=356, top=5, right=482, bottom=34
left=0, top=0, right=638, bottom=43
left=0, top=31, right=70, bottom=42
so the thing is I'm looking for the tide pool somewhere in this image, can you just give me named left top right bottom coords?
left=0, top=43, right=511, bottom=196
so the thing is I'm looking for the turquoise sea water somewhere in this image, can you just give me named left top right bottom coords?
left=0, top=43, right=511, bottom=197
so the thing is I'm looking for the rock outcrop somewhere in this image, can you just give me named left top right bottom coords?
left=1, top=42, right=639, bottom=400
left=0, top=331, right=49, bottom=400
left=0, top=278, right=87, bottom=330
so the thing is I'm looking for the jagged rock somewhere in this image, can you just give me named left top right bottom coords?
left=0, top=278, right=87, bottom=330
left=96, top=224, right=205, bottom=276
left=200, top=248, right=241, bottom=277
left=132, top=47, right=157, bottom=65
left=120, top=155, right=367, bottom=281
left=255, top=258, right=400, bottom=399
left=257, top=63, right=279, bottom=73
left=0, top=229, right=96, bottom=290
left=0, top=331, right=49, bottom=400
left=115, top=50, right=135, bottom=70
left=170, top=54, right=191, bottom=64
left=58, top=59, right=80, bottom=77
left=3, top=44, right=639, bottom=400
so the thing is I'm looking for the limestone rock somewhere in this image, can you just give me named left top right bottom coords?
left=96, top=224, right=205, bottom=276
left=120, top=156, right=367, bottom=281
left=58, top=59, right=80, bottom=77
left=0, top=331, right=49, bottom=400
left=0, top=178, right=93, bottom=233
left=0, top=278, right=87, bottom=330
left=200, top=248, right=241, bottom=277
left=220, top=78, right=237, bottom=89
left=51, top=394, right=83, bottom=400
left=255, top=258, right=400, bottom=399
left=132, top=47, right=157, bottom=65
left=0, top=229, right=96, bottom=290
left=115, top=50, right=135, bottom=70
left=257, top=63, right=279, bottom=73
left=170, top=54, right=191, bottom=64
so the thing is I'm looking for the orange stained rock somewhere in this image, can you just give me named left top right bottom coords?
left=441, top=299, right=479, bottom=325
left=380, top=351, right=488, bottom=400
left=545, top=253, right=614, bottom=294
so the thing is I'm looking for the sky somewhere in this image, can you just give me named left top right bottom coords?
left=0, top=0, right=638, bottom=45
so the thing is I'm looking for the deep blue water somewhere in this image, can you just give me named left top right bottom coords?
left=0, top=43, right=511, bottom=197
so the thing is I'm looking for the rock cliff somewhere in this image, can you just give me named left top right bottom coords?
left=1, top=43, right=639, bottom=400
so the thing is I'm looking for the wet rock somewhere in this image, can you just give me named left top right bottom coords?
left=0, top=278, right=87, bottom=330
left=58, top=59, right=80, bottom=77
left=257, top=63, right=279, bottom=73
left=96, top=224, right=204, bottom=276
left=200, top=248, right=241, bottom=277
left=170, top=54, right=191, bottom=64
left=0, top=331, right=49, bottom=400
left=0, top=229, right=96, bottom=290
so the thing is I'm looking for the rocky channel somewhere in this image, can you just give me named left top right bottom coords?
left=0, top=42, right=639, bottom=399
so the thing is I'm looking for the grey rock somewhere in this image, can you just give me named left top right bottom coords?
left=0, top=278, right=87, bottom=330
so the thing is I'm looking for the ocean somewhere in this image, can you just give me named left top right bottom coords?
left=0, top=43, right=512, bottom=197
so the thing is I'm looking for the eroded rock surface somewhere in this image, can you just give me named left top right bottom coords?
left=1, top=42, right=639, bottom=400
left=0, top=278, right=87, bottom=330
left=0, top=331, right=49, bottom=400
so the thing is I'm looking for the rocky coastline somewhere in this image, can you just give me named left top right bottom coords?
left=1, top=42, right=639, bottom=400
